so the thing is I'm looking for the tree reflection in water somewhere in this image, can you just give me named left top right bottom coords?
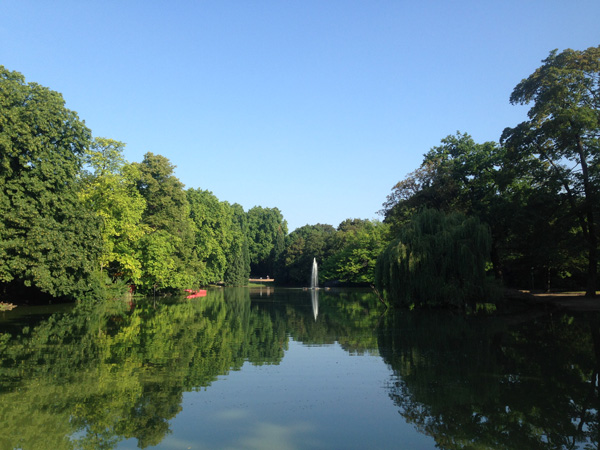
left=3, top=289, right=596, bottom=449
left=0, top=289, right=285, bottom=449
left=378, top=309, right=600, bottom=450
left=0, top=288, right=383, bottom=449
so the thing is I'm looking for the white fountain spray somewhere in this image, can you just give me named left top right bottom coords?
left=311, top=288, right=319, bottom=321
left=311, top=257, right=318, bottom=289
left=311, top=257, right=319, bottom=321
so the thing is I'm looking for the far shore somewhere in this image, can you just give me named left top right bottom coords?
left=506, top=289, right=600, bottom=312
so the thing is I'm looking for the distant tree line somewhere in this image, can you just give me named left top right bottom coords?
left=1, top=45, right=598, bottom=306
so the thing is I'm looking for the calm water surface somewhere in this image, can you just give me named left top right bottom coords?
left=0, top=287, right=598, bottom=449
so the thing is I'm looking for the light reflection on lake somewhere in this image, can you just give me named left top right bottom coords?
left=0, top=287, right=598, bottom=449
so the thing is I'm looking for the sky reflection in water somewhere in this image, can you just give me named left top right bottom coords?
left=159, top=340, right=425, bottom=450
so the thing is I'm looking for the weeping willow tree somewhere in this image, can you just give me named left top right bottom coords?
left=375, top=209, right=493, bottom=309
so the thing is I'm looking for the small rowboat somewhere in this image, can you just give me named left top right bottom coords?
left=185, top=289, right=207, bottom=299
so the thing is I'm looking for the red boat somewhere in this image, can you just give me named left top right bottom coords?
left=185, top=289, right=207, bottom=299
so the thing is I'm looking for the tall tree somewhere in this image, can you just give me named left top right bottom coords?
left=321, top=220, right=390, bottom=285
left=246, top=206, right=288, bottom=277
left=133, top=153, right=197, bottom=292
left=187, top=188, right=234, bottom=285
left=224, top=203, right=251, bottom=285
left=381, top=133, right=504, bottom=231
left=502, top=46, right=600, bottom=297
left=0, top=66, right=102, bottom=301
left=79, top=138, right=147, bottom=283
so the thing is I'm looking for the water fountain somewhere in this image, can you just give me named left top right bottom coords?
left=311, top=257, right=318, bottom=289
left=311, top=288, right=319, bottom=321
left=311, top=258, right=319, bottom=321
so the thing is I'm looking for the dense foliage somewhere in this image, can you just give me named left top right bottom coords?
left=224, top=203, right=251, bottom=285
left=381, top=46, right=599, bottom=300
left=502, top=46, right=600, bottom=296
left=376, top=209, right=493, bottom=308
left=79, top=138, right=147, bottom=283
left=321, top=219, right=390, bottom=285
left=1, top=45, right=598, bottom=305
left=246, top=206, right=287, bottom=277
left=0, top=66, right=102, bottom=301
left=279, top=223, right=338, bottom=285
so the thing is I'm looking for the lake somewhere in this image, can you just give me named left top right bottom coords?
left=0, top=287, right=598, bottom=449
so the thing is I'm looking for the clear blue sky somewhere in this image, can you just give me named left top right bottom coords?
left=2, top=1, right=599, bottom=231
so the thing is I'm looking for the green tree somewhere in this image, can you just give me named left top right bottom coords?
left=224, top=203, right=251, bottom=285
left=502, top=46, right=600, bottom=296
left=381, top=132, right=576, bottom=290
left=187, top=188, right=235, bottom=285
left=281, top=223, right=339, bottom=285
left=321, top=219, right=390, bottom=285
left=0, top=66, right=102, bottom=301
left=376, top=209, right=494, bottom=309
left=133, top=153, right=198, bottom=292
left=79, top=137, right=147, bottom=283
left=381, top=133, right=506, bottom=234
left=246, top=206, right=288, bottom=277
left=419, top=133, right=574, bottom=288
left=138, top=230, right=180, bottom=291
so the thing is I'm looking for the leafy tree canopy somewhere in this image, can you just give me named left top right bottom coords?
left=321, top=220, right=390, bottom=285
left=187, top=188, right=235, bottom=285
left=224, top=203, right=251, bottom=286
left=0, top=66, right=102, bottom=300
left=133, top=153, right=198, bottom=292
left=79, top=138, right=148, bottom=283
left=281, top=223, right=338, bottom=285
left=502, top=46, right=600, bottom=296
left=246, top=206, right=287, bottom=277
left=376, top=209, right=494, bottom=309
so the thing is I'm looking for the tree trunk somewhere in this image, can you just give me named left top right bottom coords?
left=490, top=241, right=503, bottom=282
left=577, top=137, right=598, bottom=297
